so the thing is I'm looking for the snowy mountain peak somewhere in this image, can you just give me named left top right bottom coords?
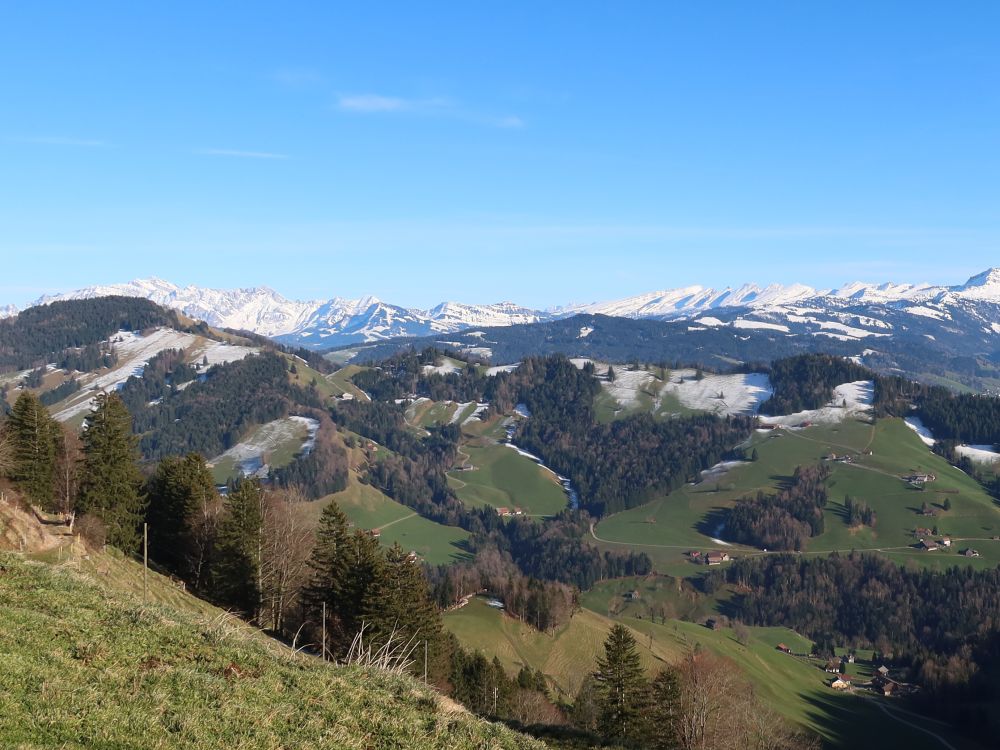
left=958, top=268, right=1000, bottom=300
left=8, top=267, right=1000, bottom=349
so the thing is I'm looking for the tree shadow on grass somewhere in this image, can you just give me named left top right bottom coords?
left=697, top=508, right=729, bottom=540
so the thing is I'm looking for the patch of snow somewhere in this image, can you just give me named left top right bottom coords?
left=578, top=326, right=594, bottom=338
left=811, top=332, right=856, bottom=342
left=208, top=416, right=319, bottom=478
left=514, top=403, right=531, bottom=419
left=422, top=360, right=462, bottom=376
left=903, top=416, right=936, bottom=446
left=449, top=402, right=473, bottom=424
left=193, top=340, right=260, bottom=367
left=731, top=319, right=790, bottom=333
left=904, top=305, right=951, bottom=321
left=695, top=316, right=724, bottom=327
left=603, top=368, right=657, bottom=409
left=662, top=371, right=773, bottom=416
left=54, top=328, right=210, bottom=421
left=485, top=364, right=518, bottom=376
left=956, top=444, right=1000, bottom=463
left=759, top=380, right=874, bottom=427
left=463, top=346, right=493, bottom=358
left=462, top=402, right=490, bottom=425
left=699, top=460, right=747, bottom=483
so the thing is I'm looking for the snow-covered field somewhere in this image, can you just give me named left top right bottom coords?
left=462, top=402, right=490, bottom=425
left=422, top=359, right=462, bottom=376
left=697, top=460, right=747, bottom=483
left=191, top=339, right=259, bottom=367
left=208, top=416, right=319, bottom=478
left=661, top=371, right=772, bottom=416
left=956, top=444, right=1000, bottom=463
left=759, top=380, right=874, bottom=427
left=602, top=368, right=657, bottom=409
left=485, top=364, right=518, bottom=376
left=52, top=328, right=258, bottom=422
left=732, top=319, right=790, bottom=333
left=449, top=402, right=474, bottom=424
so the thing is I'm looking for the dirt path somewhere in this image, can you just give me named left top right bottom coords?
left=377, top=512, right=418, bottom=531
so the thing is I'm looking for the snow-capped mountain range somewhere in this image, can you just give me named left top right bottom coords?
left=6, top=269, right=1000, bottom=349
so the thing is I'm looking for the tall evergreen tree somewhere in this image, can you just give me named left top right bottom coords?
left=77, top=393, right=145, bottom=551
left=304, top=500, right=353, bottom=653
left=212, top=479, right=264, bottom=618
left=146, top=453, right=217, bottom=580
left=595, top=624, right=648, bottom=744
left=5, top=392, right=60, bottom=509
left=646, top=667, right=682, bottom=749
left=365, top=543, right=450, bottom=681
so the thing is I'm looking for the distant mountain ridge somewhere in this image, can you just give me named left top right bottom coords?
left=6, top=269, right=1000, bottom=348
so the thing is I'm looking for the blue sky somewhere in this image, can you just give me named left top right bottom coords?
left=1, top=2, right=997, bottom=308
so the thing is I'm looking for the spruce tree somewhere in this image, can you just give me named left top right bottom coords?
left=340, top=529, right=385, bottom=644
left=364, top=543, right=449, bottom=681
left=304, top=500, right=353, bottom=652
left=6, top=392, right=60, bottom=509
left=646, top=667, right=682, bottom=749
left=146, top=453, right=217, bottom=579
left=595, top=624, right=648, bottom=744
left=77, top=393, right=144, bottom=550
left=213, top=479, right=264, bottom=618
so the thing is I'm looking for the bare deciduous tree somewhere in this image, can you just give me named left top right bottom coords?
left=259, top=486, right=314, bottom=633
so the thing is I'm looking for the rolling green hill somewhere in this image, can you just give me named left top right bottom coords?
left=592, top=418, right=1000, bottom=574
left=448, top=444, right=568, bottom=516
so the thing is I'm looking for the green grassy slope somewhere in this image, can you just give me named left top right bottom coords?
left=0, top=554, right=541, bottom=750
left=593, top=418, right=1000, bottom=574
left=316, top=481, right=471, bottom=565
left=448, top=444, right=568, bottom=516
left=447, top=597, right=981, bottom=750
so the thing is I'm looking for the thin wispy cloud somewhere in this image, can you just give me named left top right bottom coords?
left=8, top=135, right=109, bottom=147
left=337, top=93, right=448, bottom=113
left=269, top=66, right=323, bottom=88
left=195, top=148, right=288, bottom=160
left=336, top=93, right=523, bottom=128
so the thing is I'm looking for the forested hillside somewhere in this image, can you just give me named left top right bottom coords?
left=0, top=297, right=186, bottom=372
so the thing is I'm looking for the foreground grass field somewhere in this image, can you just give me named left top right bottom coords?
left=0, top=555, right=541, bottom=750
left=593, top=418, right=1000, bottom=574
left=448, top=444, right=568, bottom=516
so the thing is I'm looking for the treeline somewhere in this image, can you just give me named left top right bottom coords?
left=0, top=297, right=184, bottom=373
left=39, top=378, right=80, bottom=407
left=760, top=354, right=872, bottom=414
left=918, top=391, right=1000, bottom=445
left=725, top=465, right=830, bottom=550
left=428, top=548, right=578, bottom=632
left=721, top=553, right=1000, bottom=740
